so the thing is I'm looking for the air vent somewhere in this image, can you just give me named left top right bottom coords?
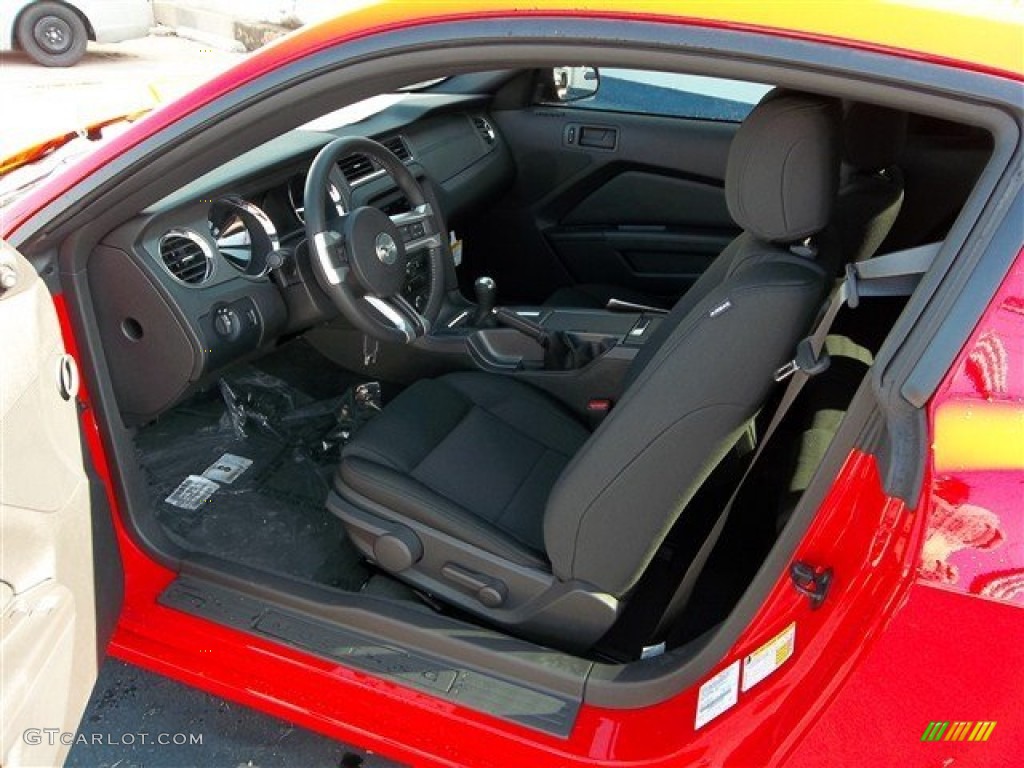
left=381, top=136, right=412, bottom=161
left=338, top=154, right=375, bottom=184
left=473, top=115, right=496, bottom=144
left=158, top=230, right=214, bottom=285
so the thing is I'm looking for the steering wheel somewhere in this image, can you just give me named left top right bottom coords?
left=304, top=136, right=445, bottom=344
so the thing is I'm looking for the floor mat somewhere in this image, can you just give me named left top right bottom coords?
left=137, top=357, right=372, bottom=591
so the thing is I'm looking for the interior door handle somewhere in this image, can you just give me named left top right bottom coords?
left=579, top=125, right=618, bottom=149
left=565, top=124, right=618, bottom=150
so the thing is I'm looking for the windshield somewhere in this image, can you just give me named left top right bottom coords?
left=297, top=94, right=409, bottom=132
left=0, top=87, right=433, bottom=210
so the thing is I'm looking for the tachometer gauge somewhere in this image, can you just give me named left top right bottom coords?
left=208, top=198, right=280, bottom=277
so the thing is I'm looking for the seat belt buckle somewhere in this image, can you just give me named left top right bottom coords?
left=774, top=337, right=831, bottom=382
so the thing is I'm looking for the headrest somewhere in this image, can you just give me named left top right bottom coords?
left=726, top=89, right=841, bottom=244
left=843, top=102, right=908, bottom=171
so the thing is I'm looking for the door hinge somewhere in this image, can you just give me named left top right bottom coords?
left=789, top=561, right=832, bottom=609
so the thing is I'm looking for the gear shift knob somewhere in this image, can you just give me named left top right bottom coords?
left=473, top=276, right=497, bottom=325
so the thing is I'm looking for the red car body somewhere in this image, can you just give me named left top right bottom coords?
left=3, top=2, right=1022, bottom=766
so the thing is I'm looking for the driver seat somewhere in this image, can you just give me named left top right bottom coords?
left=329, top=90, right=841, bottom=651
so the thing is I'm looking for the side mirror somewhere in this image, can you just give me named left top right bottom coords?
left=548, top=66, right=600, bottom=102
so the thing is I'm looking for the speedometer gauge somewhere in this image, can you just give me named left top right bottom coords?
left=208, top=198, right=280, bottom=277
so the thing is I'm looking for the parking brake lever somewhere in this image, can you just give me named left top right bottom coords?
left=492, top=307, right=550, bottom=348
left=492, top=308, right=598, bottom=371
left=606, top=298, right=669, bottom=315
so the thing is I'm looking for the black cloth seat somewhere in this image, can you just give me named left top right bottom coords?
left=340, top=372, right=588, bottom=565
left=330, top=90, right=842, bottom=651
left=836, top=102, right=907, bottom=263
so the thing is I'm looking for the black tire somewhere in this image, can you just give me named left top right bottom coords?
left=16, top=2, right=88, bottom=67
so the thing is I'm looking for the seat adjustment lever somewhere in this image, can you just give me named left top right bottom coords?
left=441, top=563, right=508, bottom=608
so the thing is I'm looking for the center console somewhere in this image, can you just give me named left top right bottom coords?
left=433, top=279, right=665, bottom=417
left=468, top=307, right=660, bottom=372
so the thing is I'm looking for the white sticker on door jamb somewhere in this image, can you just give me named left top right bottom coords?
left=695, top=660, right=740, bottom=729
left=742, top=621, right=796, bottom=692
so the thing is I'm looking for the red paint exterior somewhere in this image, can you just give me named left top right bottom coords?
left=924, top=255, right=1024, bottom=606
left=9, top=6, right=1023, bottom=767
left=108, top=451, right=923, bottom=767
left=786, top=254, right=1024, bottom=766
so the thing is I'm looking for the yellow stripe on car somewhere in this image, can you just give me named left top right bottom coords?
left=934, top=401, right=1024, bottom=471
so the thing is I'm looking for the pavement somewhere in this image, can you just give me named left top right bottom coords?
left=0, top=33, right=247, bottom=160
left=0, top=1, right=371, bottom=160
left=67, top=660, right=404, bottom=768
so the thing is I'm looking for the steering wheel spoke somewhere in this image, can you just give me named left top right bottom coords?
left=392, top=203, right=443, bottom=252
left=364, top=295, right=430, bottom=342
left=311, top=229, right=349, bottom=285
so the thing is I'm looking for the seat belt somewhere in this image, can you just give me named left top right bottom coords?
left=774, top=241, right=942, bottom=384
left=643, top=243, right=942, bottom=654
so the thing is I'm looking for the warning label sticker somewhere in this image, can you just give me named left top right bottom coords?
left=202, top=453, right=253, bottom=485
left=164, top=475, right=220, bottom=510
left=742, top=622, right=796, bottom=692
left=695, top=660, right=740, bottom=729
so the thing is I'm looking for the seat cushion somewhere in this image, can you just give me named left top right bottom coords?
left=336, top=372, right=589, bottom=565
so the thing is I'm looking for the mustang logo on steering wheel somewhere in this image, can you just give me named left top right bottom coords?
left=375, top=232, right=398, bottom=266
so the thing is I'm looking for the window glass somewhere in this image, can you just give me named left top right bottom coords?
left=561, top=69, right=773, bottom=122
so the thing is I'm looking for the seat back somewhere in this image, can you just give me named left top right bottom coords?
left=837, top=102, right=907, bottom=263
left=544, top=92, right=842, bottom=598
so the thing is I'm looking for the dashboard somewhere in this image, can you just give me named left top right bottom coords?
left=89, top=95, right=514, bottom=424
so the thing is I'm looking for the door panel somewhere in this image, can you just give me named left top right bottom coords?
left=0, top=240, right=114, bottom=767
left=462, top=107, right=739, bottom=303
left=547, top=228, right=733, bottom=298
left=550, top=170, right=735, bottom=297
left=561, top=171, right=732, bottom=227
